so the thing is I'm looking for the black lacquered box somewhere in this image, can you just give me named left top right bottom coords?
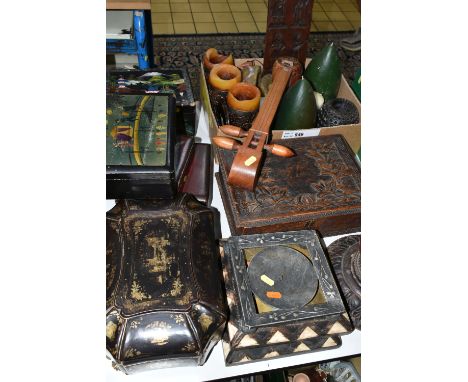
left=107, top=68, right=196, bottom=136
left=106, top=93, right=179, bottom=200
left=106, top=194, right=227, bottom=373
left=220, top=230, right=353, bottom=365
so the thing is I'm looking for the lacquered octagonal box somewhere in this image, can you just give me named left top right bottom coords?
left=106, top=194, right=227, bottom=373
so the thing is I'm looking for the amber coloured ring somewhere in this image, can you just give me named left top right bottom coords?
left=209, top=64, right=241, bottom=91
left=227, top=83, right=261, bottom=112
left=203, top=48, right=234, bottom=71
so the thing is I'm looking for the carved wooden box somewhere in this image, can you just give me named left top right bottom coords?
left=220, top=230, right=353, bottom=365
left=215, top=135, right=361, bottom=237
left=106, top=194, right=227, bottom=374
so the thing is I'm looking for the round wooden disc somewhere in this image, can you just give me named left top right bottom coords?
left=247, top=246, right=318, bottom=310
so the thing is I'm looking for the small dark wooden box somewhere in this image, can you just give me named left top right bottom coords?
left=179, top=143, right=213, bottom=206
left=106, top=194, right=227, bottom=373
left=215, top=135, right=360, bottom=237
left=220, top=230, right=353, bottom=365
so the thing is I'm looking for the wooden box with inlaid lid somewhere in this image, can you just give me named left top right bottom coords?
left=220, top=230, right=353, bottom=365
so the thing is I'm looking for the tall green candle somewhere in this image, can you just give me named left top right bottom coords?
left=273, top=78, right=317, bottom=130
left=304, top=42, right=342, bottom=101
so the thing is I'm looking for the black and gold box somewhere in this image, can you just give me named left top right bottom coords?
left=106, top=194, right=227, bottom=373
left=106, top=93, right=178, bottom=200
left=220, top=230, right=353, bottom=365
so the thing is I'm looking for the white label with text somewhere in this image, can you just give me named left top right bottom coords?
left=281, top=129, right=321, bottom=139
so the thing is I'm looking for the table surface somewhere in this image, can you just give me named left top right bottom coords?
left=106, top=107, right=361, bottom=381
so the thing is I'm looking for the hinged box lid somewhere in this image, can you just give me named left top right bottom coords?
left=219, top=229, right=353, bottom=365
left=106, top=68, right=195, bottom=107
left=106, top=93, right=178, bottom=199
left=221, top=230, right=346, bottom=331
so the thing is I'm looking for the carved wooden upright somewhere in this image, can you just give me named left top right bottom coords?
left=263, top=0, right=314, bottom=72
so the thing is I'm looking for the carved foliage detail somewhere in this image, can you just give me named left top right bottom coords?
left=235, top=140, right=360, bottom=217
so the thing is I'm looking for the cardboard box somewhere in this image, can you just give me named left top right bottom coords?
left=200, top=58, right=361, bottom=154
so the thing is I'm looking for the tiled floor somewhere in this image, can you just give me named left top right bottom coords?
left=151, top=0, right=360, bottom=35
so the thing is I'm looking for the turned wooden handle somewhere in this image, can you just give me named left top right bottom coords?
left=264, top=144, right=295, bottom=158
left=225, top=64, right=293, bottom=191
left=251, top=65, right=292, bottom=134
left=212, top=136, right=242, bottom=151
left=272, top=56, right=303, bottom=88
left=219, top=124, right=248, bottom=138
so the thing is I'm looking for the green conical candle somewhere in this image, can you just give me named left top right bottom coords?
left=273, top=78, right=317, bottom=130
left=304, top=42, right=342, bottom=101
